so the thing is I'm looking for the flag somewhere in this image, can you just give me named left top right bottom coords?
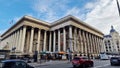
left=9, top=20, right=14, bottom=24
left=10, top=20, right=14, bottom=24
left=116, top=0, right=120, bottom=16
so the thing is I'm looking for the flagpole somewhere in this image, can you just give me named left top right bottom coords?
left=116, top=0, right=120, bottom=16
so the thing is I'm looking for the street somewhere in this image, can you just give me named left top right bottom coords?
left=30, top=60, right=120, bottom=68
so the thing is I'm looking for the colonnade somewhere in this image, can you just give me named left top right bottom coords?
left=1, top=25, right=103, bottom=56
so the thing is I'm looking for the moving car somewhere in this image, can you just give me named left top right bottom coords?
left=0, top=59, right=34, bottom=68
left=72, top=56, right=94, bottom=68
left=110, top=56, right=120, bottom=66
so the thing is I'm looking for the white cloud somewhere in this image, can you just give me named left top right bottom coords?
left=84, top=2, right=96, bottom=9
left=32, top=0, right=120, bottom=35
left=84, top=0, right=120, bottom=34
left=33, top=0, right=70, bottom=22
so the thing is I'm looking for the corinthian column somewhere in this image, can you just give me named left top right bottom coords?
left=94, top=36, right=97, bottom=54
left=43, top=31, right=47, bottom=51
left=29, top=27, right=34, bottom=53
left=11, top=34, right=14, bottom=49
left=18, top=28, right=22, bottom=52
left=58, top=30, right=60, bottom=52
left=91, top=35, right=95, bottom=54
left=86, top=32, right=89, bottom=54
left=69, top=26, right=73, bottom=51
left=74, top=28, right=77, bottom=51
left=63, top=28, right=66, bottom=52
left=79, top=29, right=83, bottom=53
left=53, top=31, right=56, bottom=52
left=21, top=26, right=27, bottom=52
left=16, top=30, right=20, bottom=51
left=96, top=37, right=99, bottom=54
left=88, top=33, right=92, bottom=53
left=13, top=32, right=16, bottom=49
left=49, top=32, right=52, bottom=52
left=37, top=29, right=41, bottom=53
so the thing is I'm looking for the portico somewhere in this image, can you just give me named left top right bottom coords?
left=0, top=15, right=104, bottom=57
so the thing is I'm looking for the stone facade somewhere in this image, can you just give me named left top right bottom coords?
left=104, top=26, right=120, bottom=54
left=0, top=15, right=104, bottom=57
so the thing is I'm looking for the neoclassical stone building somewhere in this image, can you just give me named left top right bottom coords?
left=0, top=15, right=104, bottom=57
left=104, top=26, right=120, bottom=54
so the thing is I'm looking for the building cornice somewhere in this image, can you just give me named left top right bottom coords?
left=24, top=15, right=51, bottom=26
left=1, top=15, right=51, bottom=37
left=51, top=15, right=104, bottom=35
left=1, top=15, right=104, bottom=38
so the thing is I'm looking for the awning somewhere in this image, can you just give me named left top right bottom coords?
left=58, top=51, right=66, bottom=54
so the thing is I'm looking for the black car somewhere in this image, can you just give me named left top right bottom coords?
left=110, top=56, right=120, bottom=66
left=0, top=59, right=34, bottom=68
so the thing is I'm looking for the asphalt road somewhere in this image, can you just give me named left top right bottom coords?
left=33, top=60, right=120, bottom=68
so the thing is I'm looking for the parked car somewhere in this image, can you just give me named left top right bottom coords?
left=0, top=59, right=34, bottom=68
left=22, top=58, right=34, bottom=63
left=110, top=56, right=120, bottom=66
left=72, top=56, right=94, bottom=68
left=9, top=55, right=17, bottom=59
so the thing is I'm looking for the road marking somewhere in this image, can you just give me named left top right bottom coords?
left=93, top=64, right=109, bottom=68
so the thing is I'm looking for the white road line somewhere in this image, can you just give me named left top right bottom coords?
left=93, top=64, right=109, bottom=68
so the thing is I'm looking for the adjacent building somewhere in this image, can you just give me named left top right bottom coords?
left=0, top=15, right=104, bottom=57
left=104, top=26, right=120, bottom=54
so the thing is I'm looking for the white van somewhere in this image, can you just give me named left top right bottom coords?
left=99, top=53, right=109, bottom=60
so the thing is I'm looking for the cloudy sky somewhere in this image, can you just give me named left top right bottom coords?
left=0, top=0, right=120, bottom=35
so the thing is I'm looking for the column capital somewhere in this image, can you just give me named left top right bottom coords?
left=62, top=26, right=66, bottom=29
left=38, top=28, right=41, bottom=30
left=23, top=25, right=27, bottom=28
left=69, top=25, right=72, bottom=27
left=31, top=27, right=35, bottom=29
left=44, top=30, right=47, bottom=32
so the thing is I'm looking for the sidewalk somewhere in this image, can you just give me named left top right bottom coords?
left=28, top=60, right=69, bottom=67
